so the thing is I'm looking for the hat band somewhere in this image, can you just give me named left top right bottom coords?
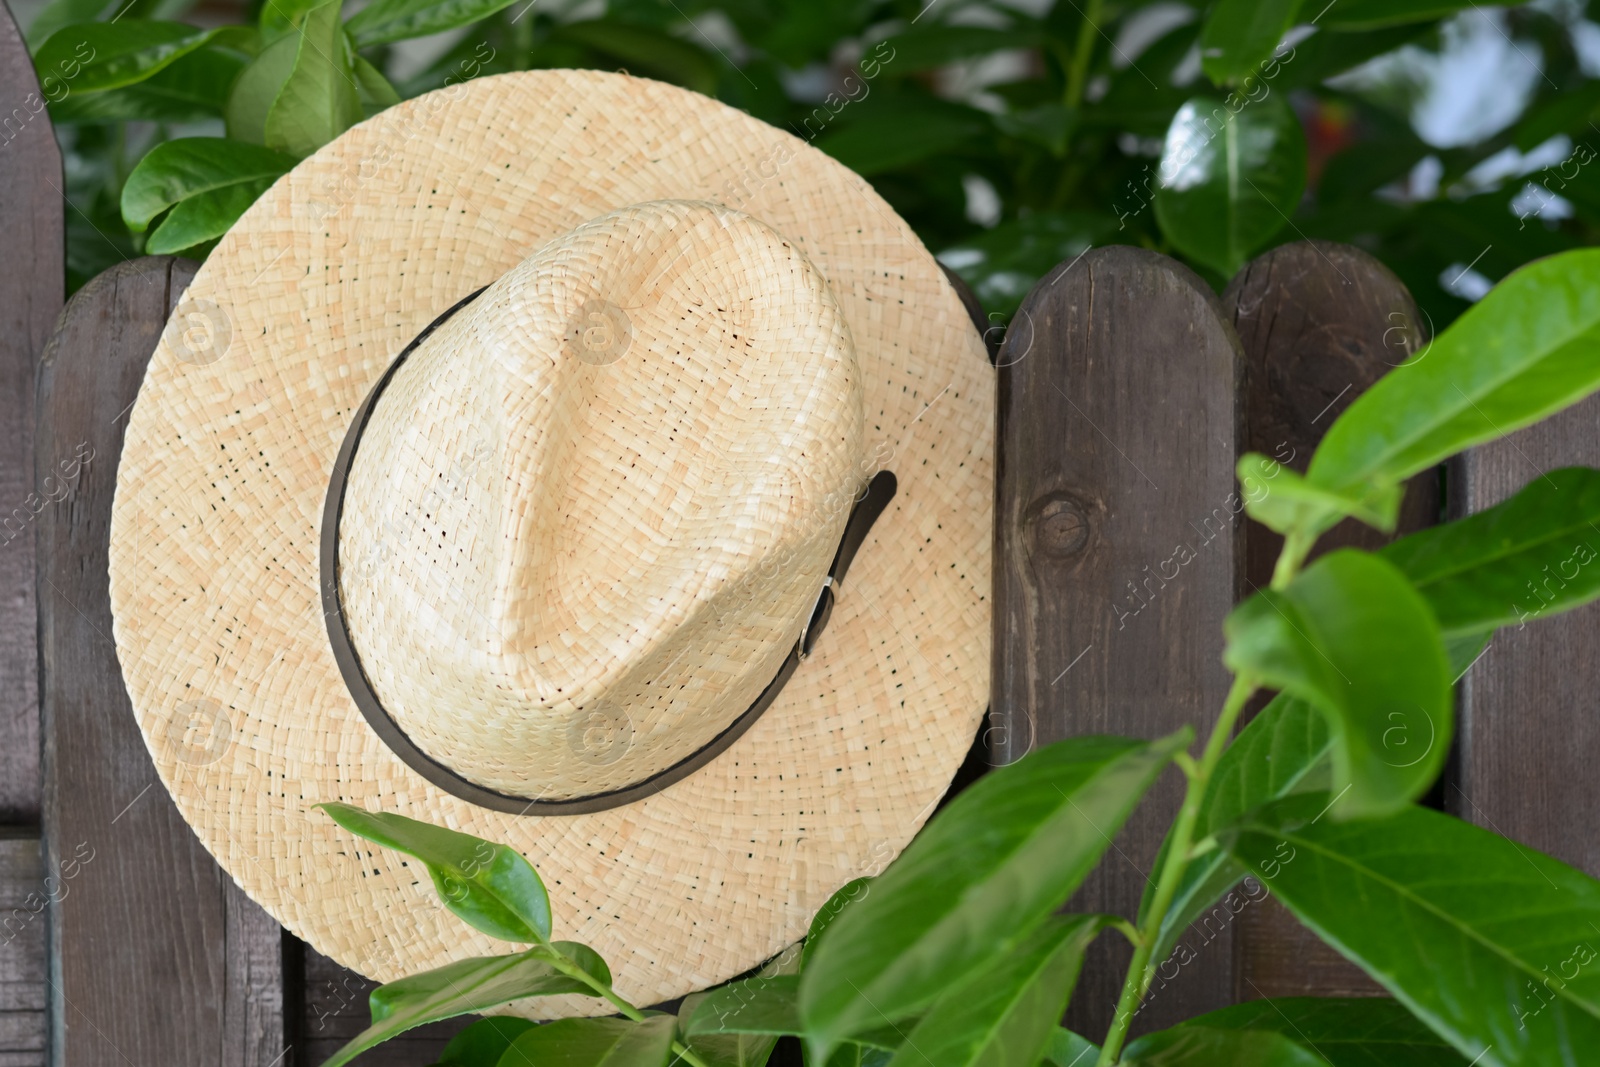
left=319, top=287, right=897, bottom=816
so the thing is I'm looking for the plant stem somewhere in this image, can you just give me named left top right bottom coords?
left=1095, top=672, right=1259, bottom=1066
left=1063, top=0, right=1104, bottom=111
left=546, top=952, right=713, bottom=1067
left=1271, top=530, right=1314, bottom=589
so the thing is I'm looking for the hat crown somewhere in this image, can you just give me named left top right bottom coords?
left=336, top=200, right=865, bottom=801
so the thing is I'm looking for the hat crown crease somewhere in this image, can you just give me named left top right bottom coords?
left=336, top=200, right=865, bottom=801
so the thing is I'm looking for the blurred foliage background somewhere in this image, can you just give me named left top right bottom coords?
left=18, top=0, right=1600, bottom=331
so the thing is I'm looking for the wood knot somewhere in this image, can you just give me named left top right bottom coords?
left=1031, top=494, right=1090, bottom=560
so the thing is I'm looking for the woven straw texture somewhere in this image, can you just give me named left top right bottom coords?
left=340, top=199, right=863, bottom=798
left=108, top=69, right=993, bottom=1014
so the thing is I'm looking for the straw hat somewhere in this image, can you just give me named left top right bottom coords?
left=107, top=69, right=993, bottom=1013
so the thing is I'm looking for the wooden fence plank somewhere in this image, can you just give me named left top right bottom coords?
left=0, top=835, right=45, bottom=1067
left=1221, top=239, right=1436, bottom=1002
left=992, top=246, right=1243, bottom=1036
left=0, top=0, right=65, bottom=825
left=1452, top=398, right=1600, bottom=878
left=38, top=257, right=286, bottom=1067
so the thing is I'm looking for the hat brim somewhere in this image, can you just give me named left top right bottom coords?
left=108, top=69, right=992, bottom=1013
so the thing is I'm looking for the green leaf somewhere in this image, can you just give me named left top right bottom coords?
left=260, top=0, right=324, bottom=41
left=226, top=30, right=300, bottom=143
left=1443, top=630, right=1491, bottom=678
left=994, top=104, right=1076, bottom=156
left=884, top=915, right=1103, bottom=1067
left=813, top=96, right=990, bottom=178
left=1238, top=452, right=1400, bottom=538
left=262, top=0, right=362, bottom=157
left=122, top=137, right=296, bottom=233
left=804, top=878, right=873, bottom=970
left=1380, top=467, right=1600, bottom=636
left=435, top=1017, right=537, bottom=1067
left=1042, top=1028, right=1099, bottom=1067
left=48, top=47, right=243, bottom=124
left=1319, top=1, right=1529, bottom=30
left=1229, top=803, right=1600, bottom=1066
left=1224, top=550, right=1450, bottom=819
left=678, top=987, right=783, bottom=1067
left=1199, top=0, right=1301, bottom=87
left=798, top=731, right=1192, bottom=1060
left=344, top=0, right=520, bottom=48
left=319, top=803, right=553, bottom=943
left=145, top=182, right=271, bottom=254
left=1123, top=1026, right=1324, bottom=1066
left=1307, top=249, right=1600, bottom=496
left=35, top=20, right=254, bottom=93
left=25, top=0, right=116, bottom=51
left=1138, top=997, right=1472, bottom=1066
left=1143, top=694, right=1329, bottom=965
left=353, top=53, right=400, bottom=114
left=321, top=946, right=600, bottom=1067
left=504, top=1016, right=677, bottom=1067
left=687, top=975, right=803, bottom=1039
left=553, top=20, right=717, bottom=95
left=1154, top=94, right=1308, bottom=277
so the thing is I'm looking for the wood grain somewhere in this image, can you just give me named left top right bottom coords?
left=1451, top=396, right=1600, bottom=879
left=0, top=0, right=64, bottom=824
left=0, top=835, right=44, bottom=1067
left=991, top=246, right=1243, bottom=1037
left=38, top=257, right=286, bottom=1067
left=1222, top=240, right=1437, bottom=1002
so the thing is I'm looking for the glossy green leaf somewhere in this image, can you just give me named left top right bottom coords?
left=1154, top=94, right=1308, bottom=277
left=1123, top=1027, right=1324, bottom=1066
left=320, top=803, right=552, bottom=943
left=884, top=915, right=1102, bottom=1067
left=1318, top=0, right=1529, bottom=30
left=35, top=20, right=254, bottom=94
left=48, top=47, right=243, bottom=124
left=345, top=0, right=520, bottom=47
left=504, top=1016, right=676, bottom=1067
left=1276, top=25, right=1430, bottom=90
left=1143, top=693, right=1329, bottom=964
left=1238, top=452, right=1400, bottom=538
left=321, top=945, right=600, bottom=1067
left=144, top=182, right=269, bottom=254
left=1230, top=803, right=1600, bottom=1066
left=804, top=878, right=873, bottom=969
left=1199, top=0, right=1300, bottom=87
left=260, top=0, right=324, bottom=41
left=122, top=137, right=296, bottom=233
left=1042, top=1028, right=1099, bottom=1067
left=1381, top=467, right=1600, bottom=636
left=1224, top=550, right=1450, bottom=818
left=799, top=731, right=1192, bottom=1060
left=435, top=1016, right=536, bottom=1067
left=262, top=0, right=362, bottom=158
left=1307, top=250, right=1600, bottom=496
left=1139, top=997, right=1471, bottom=1066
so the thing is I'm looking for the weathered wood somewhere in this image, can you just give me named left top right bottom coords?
left=1222, top=240, right=1437, bottom=1002
left=38, top=257, right=286, bottom=1067
left=1452, top=397, right=1600, bottom=878
left=992, top=246, right=1243, bottom=1036
left=0, top=0, right=64, bottom=824
left=0, top=835, right=45, bottom=1067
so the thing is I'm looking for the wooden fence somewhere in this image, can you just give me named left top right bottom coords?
left=4, top=1, right=1599, bottom=1063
